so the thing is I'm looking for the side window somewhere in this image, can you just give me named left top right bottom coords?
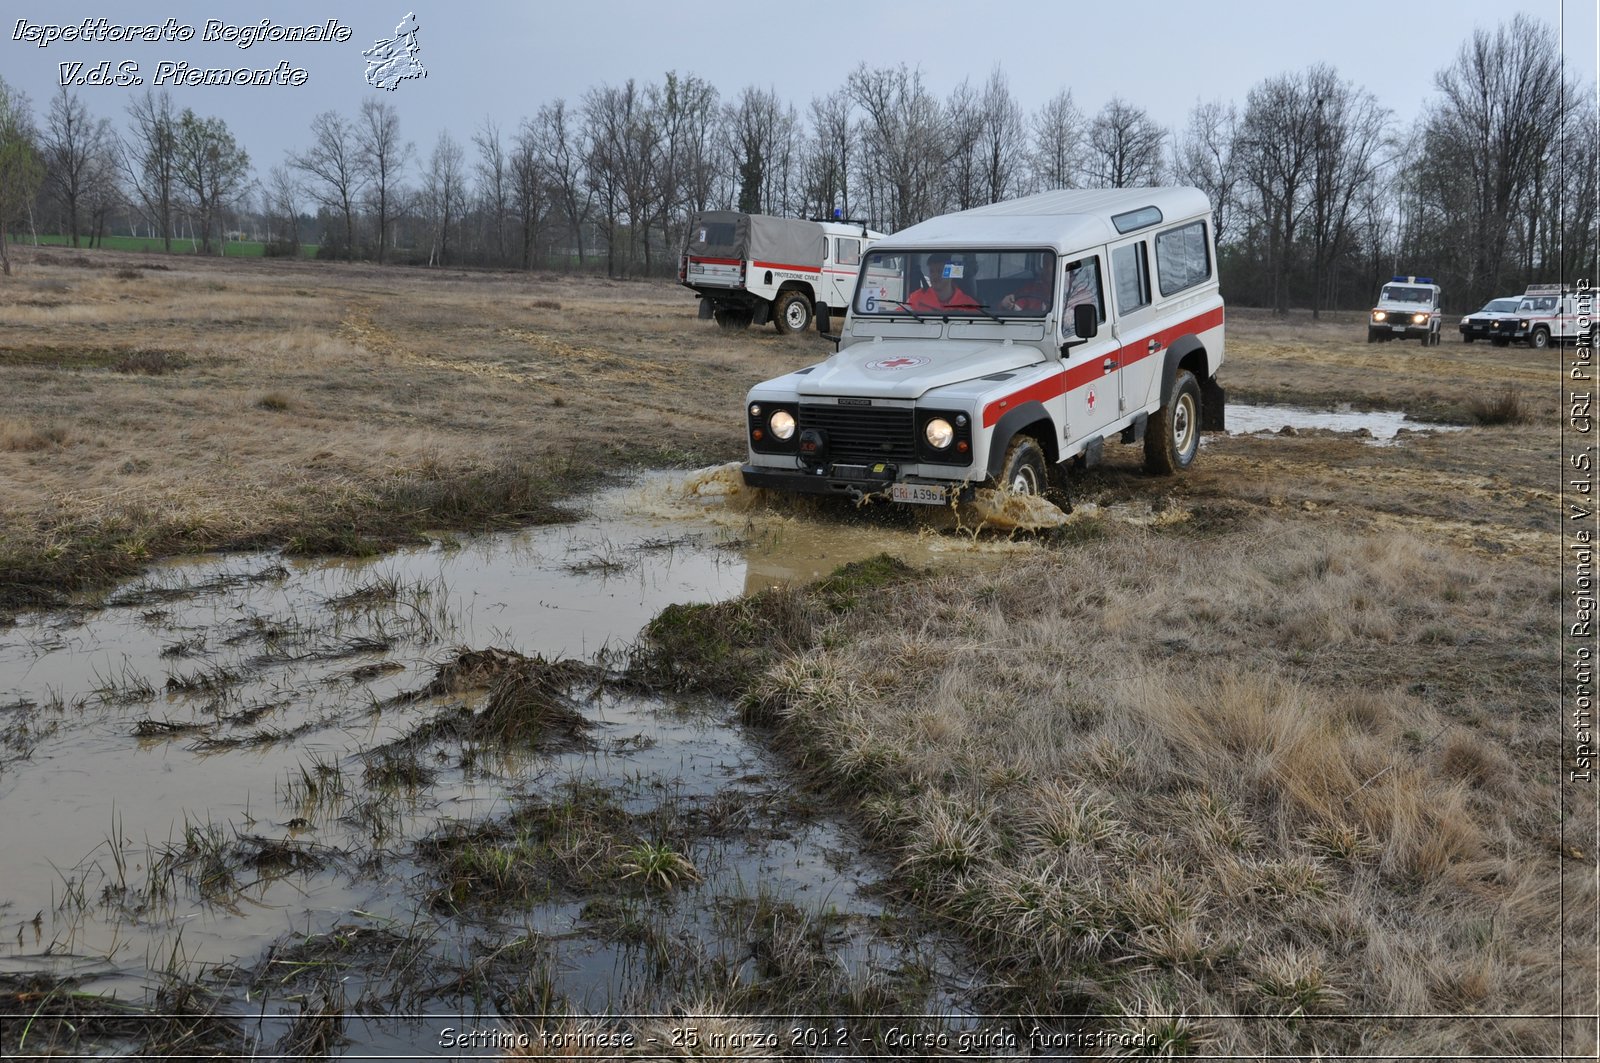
left=836, top=238, right=860, bottom=266
left=1060, top=256, right=1103, bottom=338
left=1154, top=221, right=1210, bottom=296
left=1112, top=242, right=1151, bottom=315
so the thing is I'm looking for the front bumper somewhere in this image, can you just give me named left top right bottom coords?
left=741, top=463, right=974, bottom=502
left=1369, top=320, right=1431, bottom=339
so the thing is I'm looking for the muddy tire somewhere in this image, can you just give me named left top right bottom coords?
left=1145, top=369, right=1201, bottom=475
left=1462, top=335, right=1474, bottom=343
left=714, top=308, right=752, bottom=331
left=994, top=436, right=1048, bottom=495
left=773, top=291, right=812, bottom=335
left=1492, top=337, right=1510, bottom=348
left=1531, top=327, right=1551, bottom=350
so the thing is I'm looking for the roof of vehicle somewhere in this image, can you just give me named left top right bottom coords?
left=876, top=187, right=1212, bottom=251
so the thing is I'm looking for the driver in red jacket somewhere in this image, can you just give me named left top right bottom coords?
left=908, top=254, right=980, bottom=312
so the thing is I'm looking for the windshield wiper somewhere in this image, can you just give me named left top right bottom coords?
left=877, top=299, right=926, bottom=323
left=969, top=303, right=1006, bottom=324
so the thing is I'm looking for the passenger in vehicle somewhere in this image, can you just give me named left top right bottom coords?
left=908, top=254, right=980, bottom=312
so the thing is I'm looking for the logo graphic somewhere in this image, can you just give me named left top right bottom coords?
left=864, top=356, right=930, bottom=371
left=364, top=12, right=426, bottom=91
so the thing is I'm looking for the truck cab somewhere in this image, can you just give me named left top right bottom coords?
left=740, top=188, right=1226, bottom=504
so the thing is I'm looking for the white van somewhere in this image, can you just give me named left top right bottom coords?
left=740, top=187, right=1226, bottom=503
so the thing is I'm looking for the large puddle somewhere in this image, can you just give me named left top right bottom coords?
left=0, top=466, right=1062, bottom=1057
left=1226, top=402, right=1465, bottom=443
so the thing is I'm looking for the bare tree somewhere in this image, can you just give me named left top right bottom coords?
left=726, top=85, right=799, bottom=218
left=508, top=121, right=544, bottom=268
left=801, top=89, right=855, bottom=220
left=1422, top=14, right=1571, bottom=304
left=121, top=90, right=178, bottom=251
left=977, top=67, right=1027, bottom=204
left=847, top=63, right=946, bottom=230
left=263, top=164, right=301, bottom=256
left=1172, top=99, right=1241, bottom=246
left=1085, top=97, right=1165, bottom=188
left=0, top=78, right=44, bottom=276
left=583, top=81, right=637, bottom=276
left=1303, top=69, right=1387, bottom=315
left=172, top=109, right=250, bottom=254
left=421, top=131, right=466, bottom=266
left=1237, top=73, right=1320, bottom=312
left=942, top=79, right=985, bottom=212
left=40, top=88, right=114, bottom=247
left=292, top=110, right=367, bottom=259
left=358, top=100, right=409, bottom=264
left=534, top=98, right=590, bottom=268
left=649, top=72, right=718, bottom=259
left=472, top=117, right=509, bottom=264
left=1030, top=89, right=1084, bottom=191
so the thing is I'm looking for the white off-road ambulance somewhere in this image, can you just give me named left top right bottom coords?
left=679, top=211, right=886, bottom=335
left=1508, top=284, right=1596, bottom=348
left=1367, top=276, right=1442, bottom=346
left=739, top=187, right=1226, bottom=504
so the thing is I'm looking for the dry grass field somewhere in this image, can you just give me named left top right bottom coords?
left=0, top=246, right=1584, bottom=1057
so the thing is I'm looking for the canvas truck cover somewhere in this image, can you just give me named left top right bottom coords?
left=685, top=211, right=825, bottom=270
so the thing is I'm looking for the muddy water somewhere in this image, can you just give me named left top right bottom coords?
left=0, top=466, right=1054, bottom=1057
left=1226, top=401, right=1466, bottom=443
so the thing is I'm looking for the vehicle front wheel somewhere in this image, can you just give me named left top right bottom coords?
left=714, top=308, right=752, bottom=331
left=1461, top=335, right=1474, bottom=343
left=773, top=291, right=812, bottom=335
left=1145, top=369, right=1202, bottom=475
left=1531, top=327, right=1551, bottom=350
left=994, top=436, right=1048, bottom=495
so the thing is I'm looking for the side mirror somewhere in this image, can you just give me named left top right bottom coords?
left=1058, top=303, right=1099, bottom=354
left=1074, top=302, right=1099, bottom=339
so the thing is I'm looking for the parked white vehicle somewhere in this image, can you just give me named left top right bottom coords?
left=1458, top=296, right=1522, bottom=344
left=740, top=187, right=1226, bottom=504
left=1509, top=284, right=1595, bottom=348
left=679, top=211, right=886, bottom=334
left=1367, top=276, right=1442, bottom=346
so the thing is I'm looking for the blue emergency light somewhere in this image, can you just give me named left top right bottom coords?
left=1391, top=275, right=1434, bottom=284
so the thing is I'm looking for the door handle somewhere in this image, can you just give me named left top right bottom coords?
left=1102, top=358, right=1118, bottom=371
left=1147, top=338, right=1163, bottom=354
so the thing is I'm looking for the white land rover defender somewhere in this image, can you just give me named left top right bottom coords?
left=739, top=188, right=1226, bottom=504
left=679, top=211, right=887, bottom=335
left=1367, top=276, right=1442, bottom=346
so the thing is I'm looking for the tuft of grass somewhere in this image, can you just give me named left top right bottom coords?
left=114, top=348, right=187, bottom=375
left=1467, top=385, right=1529, bottom=425
left=0, top=418, right=70, bottom=452
left=618, top=841, right=699, bottom=891
left=254, top=391, right=293, bottom=411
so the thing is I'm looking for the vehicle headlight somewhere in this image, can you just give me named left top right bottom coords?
left=769, top=409, right=796, bottom=441
left=924, top=417, right=955, bottom=449
left=1413, top=313, right=1428, bottom=324
left=1373, top=311, right=1387, bottom=322
left=1460, top=317, right=1468, bottom=325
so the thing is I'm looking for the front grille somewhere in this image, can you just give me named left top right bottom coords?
left=800, top=404, right=915, bottom=462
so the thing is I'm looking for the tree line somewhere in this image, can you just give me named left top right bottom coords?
left=0, top=13, right=1593, bottom=310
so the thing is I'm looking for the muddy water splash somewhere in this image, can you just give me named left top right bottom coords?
left=0, top=467, right=1053, bottom=1055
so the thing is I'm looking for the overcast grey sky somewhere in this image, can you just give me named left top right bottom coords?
left=3, top=0, right=1596, bottom=190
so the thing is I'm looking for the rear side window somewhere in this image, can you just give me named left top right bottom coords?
left=836, top=238, right=860, bottom=266
left=1155, top=221, right=1210, bottom=296
left=1112, top=242, right=1151, bottom=314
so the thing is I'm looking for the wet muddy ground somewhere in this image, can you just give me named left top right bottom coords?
left=0, top=409, right=1478, bottom=1057
left=0, top=467, right=1056, bottom=1057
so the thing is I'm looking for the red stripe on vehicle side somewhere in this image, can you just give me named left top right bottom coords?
left=752, top=260, right=822, bottom=274
left=690, top=256, right=742, bottom=266
left=980, top=305, right=1225, bottom=428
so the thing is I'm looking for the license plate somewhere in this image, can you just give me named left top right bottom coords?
left=889, top=483, right=947, bottom=505
left=1391, top=324, right=1406, bottom=331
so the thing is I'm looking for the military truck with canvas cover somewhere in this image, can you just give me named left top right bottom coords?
left=679, top=211, right=886, bottom=334
left=740, top=187, right=1226, bottom=504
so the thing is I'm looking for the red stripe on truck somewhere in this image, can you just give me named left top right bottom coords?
left=980, top=305, right=1224, bottom=427
left=752, top=260, right=822, bottom=274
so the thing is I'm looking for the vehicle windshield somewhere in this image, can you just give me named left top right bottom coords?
left=1381, top=286, right=1433, bottom=304
left=1481, top=298, right=1520, bottom=314
left=1518, top=296, right=1556, bottom=312
left=854, top=249, right=1056, bottom=317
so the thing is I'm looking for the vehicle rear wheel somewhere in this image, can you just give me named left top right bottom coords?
left=1531, top=327, right=1551, bottom=350
left=1145, top=369, right=1201, bottom=475
left=772, top=291, right=812, bottom=335
left=714, top=308, right=752, bottom=331
left=1462, top=335, right=1474, bottom=343
left=993, top=436, right=1048, bottom=495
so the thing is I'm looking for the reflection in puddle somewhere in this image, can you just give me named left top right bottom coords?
left=0, top=466, right=1037, bottom=1055
left=1225, top=402, right=1465, bottom=443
